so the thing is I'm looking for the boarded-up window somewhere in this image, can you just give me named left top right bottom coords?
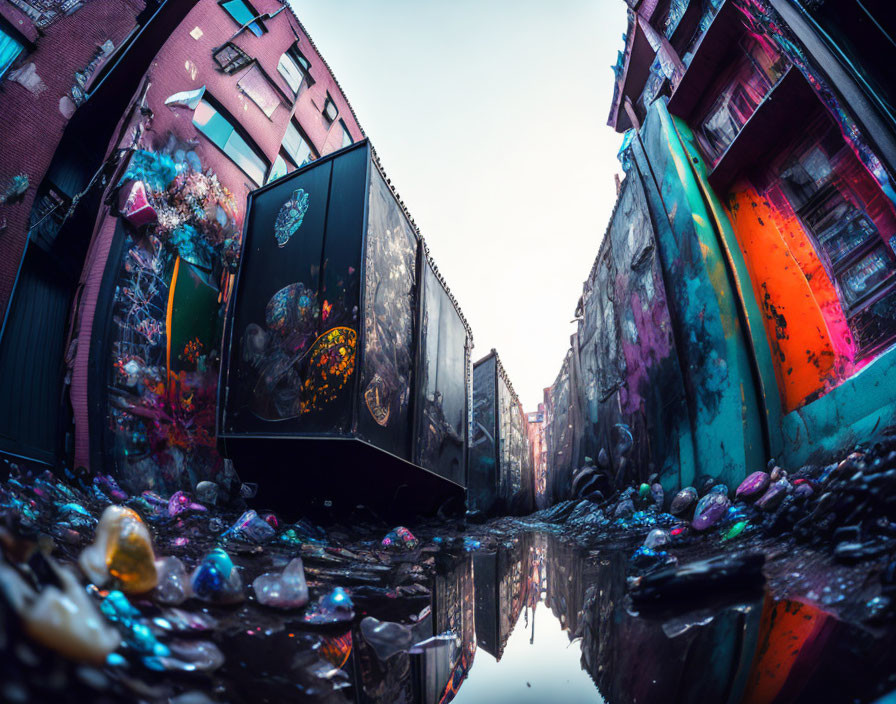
left=238, top=65, right=280, bottom=118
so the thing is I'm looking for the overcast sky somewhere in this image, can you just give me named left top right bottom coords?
left=290, top=0, right=627, bottom=410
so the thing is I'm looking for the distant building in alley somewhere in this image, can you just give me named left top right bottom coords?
left=470, top=350, right=534, bottom=515
left=545, top=0, right=896, bottom=500
left=527, top=404, right=547, bottom=509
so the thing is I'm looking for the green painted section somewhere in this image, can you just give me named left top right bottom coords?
left=169, top=261, right=220, bottom=374
left=670, top=115, right=785, bottom=460
left=631, top=100, right=766, bottom=490
left=781, top=344, right=896, bottom=466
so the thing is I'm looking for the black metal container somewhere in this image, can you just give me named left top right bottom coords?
left=218, top=141, right=471, bottom=515
left=469, top=350, right=531, bottom=515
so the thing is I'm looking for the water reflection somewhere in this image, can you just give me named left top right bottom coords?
left=338, top=532, right=891, bottom=704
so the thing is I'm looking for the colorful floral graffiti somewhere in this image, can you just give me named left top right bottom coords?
left=105, top=144, right=241, bottom=494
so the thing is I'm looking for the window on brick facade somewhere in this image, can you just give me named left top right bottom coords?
left=0, top=24, right=24, bottom=79
left=213, top=43, right=252, bottom=74
left=322, top=94, right=338, bottom=125
left=282, top=120, right=315, bottom=167
left=340, top=119, right=353, bottom=148
left=267, top=152, right=291, bottom=184
left=219, top=0, right=265, bottom=37
left=237, top=64, right=281, bottom=118
left=192, top=96, right=268, bottom=185
left=277, top=44, right=312, bottom=95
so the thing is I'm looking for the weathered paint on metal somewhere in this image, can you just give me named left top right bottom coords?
left=671, top=117, right=784, bottom=458
left=781, top=345, right=896, bottom=467
left=725, top=186, right=844, bottom=410
left=631, top=99, right=765, bottom=488
left=609, top=167, right=697, bottom=494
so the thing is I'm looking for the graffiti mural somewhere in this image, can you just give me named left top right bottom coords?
left=414, top=262, right=469, bottom=486
left=469, top=355, right=497, bottom=513
left=223, top=146, right=366, bottom=437
left=105, top=144, right=241, bottom=494
left=357, top=168, right=417, bottom=457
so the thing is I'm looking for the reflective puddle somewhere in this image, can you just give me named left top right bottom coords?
left=336, top=530, right=896, bottom=704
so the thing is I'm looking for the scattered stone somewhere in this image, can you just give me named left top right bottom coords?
left=225, top=510, right=276, bottom=544
left=360, top=616, right=415, bottom=660
left=614, top=498, right=635, bottom=519
left=650, top=483, right=664, bottom=509
left=190, top=549, right=243, bottom=604
left=756, top=480, right=790, bottom=512
left=644, top=529, right=670, bottom=549
left=736, top=471, right=771, bottom=501
left=381, top=526, right=419, bottom=550
left=691, top=493, right=730, bottom=531
left=79, top=505, right=157, bottom=593
left=253, top=558, right=309, bottom=609
left=722, top=521, right=748, bottom=541
left=303, top=587, right=354, bottom=624
left=167, top=491, right=206, bottom=517
left=194, top=481, right=219, bottom=506
left=670, top=487, right=697, bottom=516
left=154, top=556, right=191, bottom=605
left=0, top=559, right=120, bottom=664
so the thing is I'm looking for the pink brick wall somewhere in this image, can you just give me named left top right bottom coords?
left=0, top=0, right=145, bottom=320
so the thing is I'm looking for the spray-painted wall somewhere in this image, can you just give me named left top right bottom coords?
left=545, top=0, right=896, bottom=502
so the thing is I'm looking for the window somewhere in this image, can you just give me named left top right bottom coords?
left=0, top=25, right=24, bottom=79
left=219, top=0, right=265, bottom=37
left=277, top=44, right=311, bottom=95
left=282, top=120, right=315, bottom=167
left=237, top=65, right=281, bottom=118
left=340, top=119, right=353, bottom=148
left=213, top=43, right=252, bottom=74
left=267, top=153, right=289, bottom=184
left=192, top=97, right=268, bottom=185
left=322, top=94, right=338, bottom=124
left=696, top=36, right=787, bottom=163
left=767, top=118, right=896, bottom=351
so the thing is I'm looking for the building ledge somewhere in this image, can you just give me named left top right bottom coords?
left=707, top=67, right=816, bottom=190
left=609, top=18, right=657, bottom=132
left=667, top=0, right=740, bottom=121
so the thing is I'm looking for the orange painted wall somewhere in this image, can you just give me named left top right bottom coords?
left=726, top=185, right=846, bottom=411
left=740, top=597, right=834, bottom=704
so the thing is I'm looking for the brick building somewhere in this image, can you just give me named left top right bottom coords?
left=0, top=0, right=363, bottom=493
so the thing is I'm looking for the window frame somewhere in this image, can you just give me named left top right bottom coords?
left=191, top=92, right=269, bottom=186
left=237, top=63, right=283, bottom=119
left=218, top=0, right=266, bottom=37
left=322, top=93, right=338, bottom=125
left=339, top=119, right=353, bottom=148
left=0, top=18, right=26, bottom=80
left=694, top=35, right=788, bottom=165
left=277, top=43, right=313, bottom=96
left=281, top=119, right=317, bottom=168
left=213, top=42, right=253, bottom=75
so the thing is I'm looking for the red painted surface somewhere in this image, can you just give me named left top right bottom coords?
left=741, top=597, right=835, bottom=704
left=725, top=186, right=843, bottom=411
left=0, top=0, right=145, bottom=319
